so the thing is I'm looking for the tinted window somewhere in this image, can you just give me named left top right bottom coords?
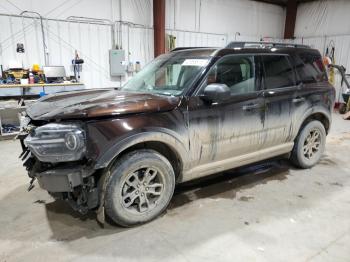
left=204, top=55, right=256, bottom=94
left=294, top=52, right=327, bottom=83
left=262, top=55, right=295, bottom=89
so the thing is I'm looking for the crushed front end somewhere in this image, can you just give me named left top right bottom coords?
left=18, top=118, right=100, bottom=214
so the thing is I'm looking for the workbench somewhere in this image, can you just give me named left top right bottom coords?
left=0, top=82, right=84, bottom=97
left=0, top=82, right=84, bottom=139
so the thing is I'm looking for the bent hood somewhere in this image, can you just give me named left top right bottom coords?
left=27, top=89, right=180, bottom=120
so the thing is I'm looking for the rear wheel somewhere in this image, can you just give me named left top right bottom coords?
left=291, top=120, right=326, bottom=169
left=105, top=149, right=175, bottom=227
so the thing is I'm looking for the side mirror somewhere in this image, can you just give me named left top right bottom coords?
left=202, top=83, right=230, bottom=102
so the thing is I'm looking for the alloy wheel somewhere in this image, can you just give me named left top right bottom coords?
left=303, top=129, right=322, bottom=160
left=121, top=167, right=164, bottom=213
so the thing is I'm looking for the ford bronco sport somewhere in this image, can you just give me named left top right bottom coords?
left=19, top=42, right=335, bottom=226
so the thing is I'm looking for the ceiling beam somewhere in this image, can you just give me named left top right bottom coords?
left=153, top=0, right=166, bottom=57
left=284, top=0, right=297, bottom=39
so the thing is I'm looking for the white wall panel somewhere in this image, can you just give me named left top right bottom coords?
left=166, top=29, right=227, bottom=48
left=166, top=0, right=285, bottom=39
left=120, top=25, right=154, bottom=68
left=0, top=0, right=114, bottom=20
left=0, top=15, right=153, bottom=89
left=295, top=0, right=350, bottom=38
left=0, top=0, right=154, bottom=26
left=0, top=0, right=286, bottom=90
left=0, top=15, right=45, bottom=65
left=292, top=37, right=326, bottom=52
left=227, top=34, right=282, bottom=43
left=120, top=0, right=153, bottom=26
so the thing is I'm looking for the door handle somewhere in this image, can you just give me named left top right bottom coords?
left=242, top=103, right=261, bottom=111
left=292, top=97, right=306, bottom=103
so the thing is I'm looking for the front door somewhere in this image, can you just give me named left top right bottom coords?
left=186, top=54, right=265, bottom=177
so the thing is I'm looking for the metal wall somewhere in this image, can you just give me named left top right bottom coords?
left=0, top=14, right=116, bottom=88
left=0, top=14, right=231, bottom=89
left=166, top=29, right=227, bottom=48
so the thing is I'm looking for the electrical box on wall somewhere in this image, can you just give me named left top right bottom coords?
left=109, top=49, right=126, bottom=77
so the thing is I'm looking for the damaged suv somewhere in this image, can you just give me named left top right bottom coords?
left=19, top=42, right=334, bottom=226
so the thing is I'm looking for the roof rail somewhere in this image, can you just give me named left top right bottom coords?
left=171, top=47, right=215, bottom=52
left=225, top=41, right=310, bottom=49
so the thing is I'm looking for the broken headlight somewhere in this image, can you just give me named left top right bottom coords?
left=24, top=123, right=86, bottom=163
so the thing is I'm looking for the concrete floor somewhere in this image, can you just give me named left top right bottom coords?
left=0, top=113, right=349, bottom=262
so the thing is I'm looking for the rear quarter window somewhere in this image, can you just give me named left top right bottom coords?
left=294, top=51, right=327, bottom=83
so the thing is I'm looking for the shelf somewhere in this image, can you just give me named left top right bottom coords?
left=1, top=131, right=19, bottom=136
left=0, top=106, right=26, bottom=110
left=0, top=82, right=84, bottom=88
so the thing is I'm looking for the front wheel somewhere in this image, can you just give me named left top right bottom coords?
left=105, top=149, right=175, bottom=227
left=290, top=120, right=326, bottom=169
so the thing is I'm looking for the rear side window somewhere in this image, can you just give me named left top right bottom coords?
left=262, top=55, right=295, bottom=89
left=294, top=52, right=327, bottom=83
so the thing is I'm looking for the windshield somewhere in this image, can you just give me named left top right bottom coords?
left=121, top=53, right=210, bottom=96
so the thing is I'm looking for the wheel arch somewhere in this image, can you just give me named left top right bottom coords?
left=94, top=131, right=188, bottom=181
left=302, top=112, right=330, bottom=134
left=94, top=131, right=187, bottom=225
left=295, top=107, right=331, bottom=140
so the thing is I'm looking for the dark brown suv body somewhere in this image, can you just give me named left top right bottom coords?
left=20, top=42, right=335, bottom=225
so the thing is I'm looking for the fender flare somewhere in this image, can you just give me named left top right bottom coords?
left=292, top=105, right=331, bottom=140
left=93, top=128, right=189, bottom=170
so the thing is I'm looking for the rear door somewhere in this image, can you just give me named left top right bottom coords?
left=291, top=51, right=331, bottom=127
left=261, top=54, right=298, bottom=147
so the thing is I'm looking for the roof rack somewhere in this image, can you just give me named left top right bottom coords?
left=171, top=47, right=215, bottom=52
left=226, top=41, right=310, bottom=49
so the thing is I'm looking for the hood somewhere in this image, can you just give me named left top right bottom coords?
left=27, top=89, right=180, bottom=120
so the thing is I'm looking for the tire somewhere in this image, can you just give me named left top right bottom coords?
left=290, top=120, right=326, bottom=169
left=105, top=149, right=175, bottom=227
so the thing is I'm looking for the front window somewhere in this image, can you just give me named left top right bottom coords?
left=121, top=53, right=209, bottom=96
left=202, top=55, right=257, bottom=95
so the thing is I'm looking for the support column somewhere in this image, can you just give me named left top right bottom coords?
left=153, top=0, right=166, bottom=57
left=284, top=0, right=297, bottom=39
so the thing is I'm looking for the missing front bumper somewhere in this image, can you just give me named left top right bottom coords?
left=36, top=168, right=84, bottom=192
